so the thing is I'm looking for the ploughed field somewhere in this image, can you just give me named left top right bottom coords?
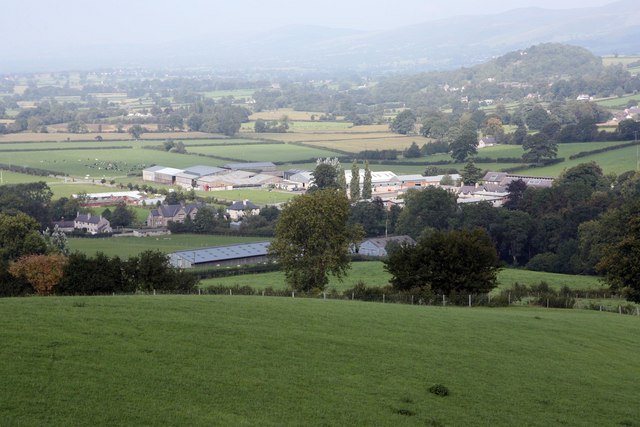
left=1, top=295, right=638, bottom=426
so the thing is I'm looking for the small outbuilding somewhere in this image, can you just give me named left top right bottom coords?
left=356, top=235, right=416, bottom=257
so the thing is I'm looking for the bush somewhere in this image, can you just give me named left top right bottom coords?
left=428, top=384, right=449, bottom=397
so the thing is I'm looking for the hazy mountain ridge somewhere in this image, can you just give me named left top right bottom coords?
left=2, top=0, right=639, bottom=73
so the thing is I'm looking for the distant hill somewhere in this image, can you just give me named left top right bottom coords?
left=184, top=0, right=640, bottom=73
left=2, top=0, right=639, bottom=73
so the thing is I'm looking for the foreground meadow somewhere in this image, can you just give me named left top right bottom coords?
left=0, top=296, right=638, bottom=426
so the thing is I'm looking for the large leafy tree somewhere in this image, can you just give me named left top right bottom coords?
left=0, top=212, right=47, bottom=261
left=522, top=132, right=557, bottom=163
left=0, top=181, right=53, bottom=227
left=384, top=228, right=500, bottom=295
left=597, top=216, right=640, bottom=303
left=449, top=123, right=479, bottom=162
left=9, top=254, right=67, bottom=296
left=395, top=187, right=458, bottom=238
left=390, top=109, right=416, bottom=135
left=110, top=201, right=135, bottom=227
left=269, top=189, right=358, bottom=291
left=461, top=159, right=483, bottom=185
left=310, top=163, right=339, bottom=192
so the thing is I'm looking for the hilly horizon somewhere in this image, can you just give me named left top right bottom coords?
left=2, top=0, right=639, bottom=73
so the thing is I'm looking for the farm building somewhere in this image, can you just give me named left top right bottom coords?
left=72, top=191, right=159, bottom=207
left=142, top=166, right=185, bottom=185
left=168, top=241, right=271, bottom=268
left=421, top=174, right=462, bottom=186
left=147, top=203, right=202, bottom=227
left=482, top=172, right=554, bottom=188
left=344, top=170, right=401, bottom=194
left=197, top=170, right=281, bottom=191
left=356, top=235, right=416, bottom=257
left=283, top=168, right=310, bottom=180
left=284, top=171, right=314, bottom=190
left=223, top=162, right=277, bottom=172
left=142, top=165, right=165, bottom=182
left=175, top=165, right=226, bottom=189
left=226, top=200, right=260, bottom=220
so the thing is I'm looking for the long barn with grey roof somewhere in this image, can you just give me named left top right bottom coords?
left=168, top=241, right=271, bottom=268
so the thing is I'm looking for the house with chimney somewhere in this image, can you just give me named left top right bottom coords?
left=226, top=200, right=260, bottom=220
left=74, top=213, right=112, bottom=234
left=146, top=203, right=202, bottom=228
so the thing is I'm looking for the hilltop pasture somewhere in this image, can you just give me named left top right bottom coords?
left=0, top=296, right=638, bottom=426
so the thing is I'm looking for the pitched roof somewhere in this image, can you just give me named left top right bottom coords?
left=223, top=162, right=276, bottom=170
left=184, top=165, right=227, bottom=176
left=228, top=200, right=260, bottom=210
left=75, top=213, right=105, bottom=225
left=156, top=203, right=201, bottom=218
left=144, top=165, right=165, bottom=173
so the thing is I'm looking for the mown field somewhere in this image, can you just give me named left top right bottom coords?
left=186, top=143, right=341, bottom=162
left=201, top=261, right=605, bottom=293
left=594, top=93, right=640, bottom=108
left=0, top=296, right=638, bottom=426
left=202, top=189, right=294, bottom=205
left=67, top=234, right=269, bottom=258
left=0, top=131, right=224, bottom=143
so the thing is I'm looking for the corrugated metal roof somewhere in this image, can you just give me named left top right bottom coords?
left=185, top=165, right=226, bottom=176
left=224, top=162, right=276, bottom=170
left=144, top=165, right=165, bottom=172
left=171, top=241, right=271, bottom=265
left=156, top=167, right=185, bottom=175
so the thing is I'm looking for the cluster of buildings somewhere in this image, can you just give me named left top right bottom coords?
left=143, top=162, right=463, bottom=196
left=456, top=171, right=553, bottom=206
left=143, top=163, right=281, bottom=191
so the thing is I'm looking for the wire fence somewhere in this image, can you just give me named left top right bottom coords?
left=127, top=287, right=640, bottom=317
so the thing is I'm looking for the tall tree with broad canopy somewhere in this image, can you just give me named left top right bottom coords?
left=461, top=159, right=483, bottom=185
left=269, top=189, right=360, bottom=291
left=384, top=228, right=500, bottom=295
left=395, top=187, right=458, bottom=238
left=390, top=109, right=416, bottom=135
left=597, top=215, right=640, bottom=303
left=449, top=123, right=479, bottom=162
left=522, top=132, right=557, bottom=163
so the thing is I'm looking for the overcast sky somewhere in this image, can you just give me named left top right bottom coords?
left=3, top=0, right=619, bottom=49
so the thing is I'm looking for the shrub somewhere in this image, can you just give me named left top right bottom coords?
left=428, top=384, right=449, bottom=397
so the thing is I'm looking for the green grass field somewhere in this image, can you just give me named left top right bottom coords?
left=67, top=234, right=269, bottom=258
left=594, top=93, right=640, bottom=108
left=0, top=296, right=638, bottom=426
left=203, top=188, right=294, bottom=205
left=0, top=170, right=62, bottom=185
left=201, top=262, right=605, bottom=293
left=186, top=143, right=342, bottom=162
left=201, top=89, right=257, bottom=99
left=525, top=144, right=640, bottom=176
